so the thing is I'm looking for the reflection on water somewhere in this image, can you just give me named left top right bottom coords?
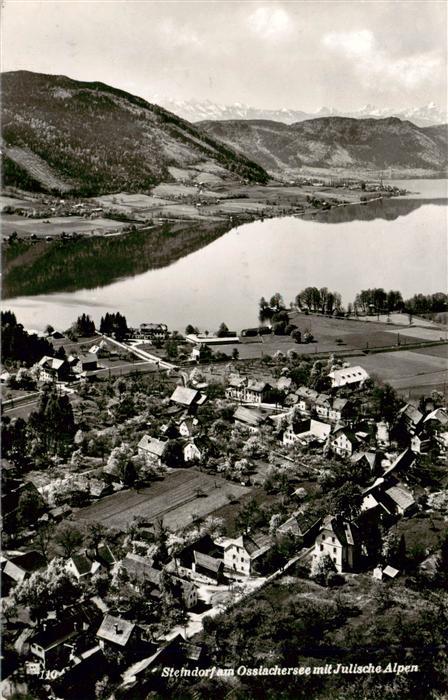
left=3, top=181, right=447, bottom=332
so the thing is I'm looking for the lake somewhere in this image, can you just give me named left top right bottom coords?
left=3, top=179, right=447, bottom=333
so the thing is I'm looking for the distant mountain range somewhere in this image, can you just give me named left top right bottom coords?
left=199, top=117, right=448, bottom=177
left=158, top=98, right=447, bottom=129
left=1, top=72, right=446, bottom=195
left=1, top=71, right=268, bottom=195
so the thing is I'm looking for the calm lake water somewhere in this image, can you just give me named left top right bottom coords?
left=4, top=179, right=447, bottom=333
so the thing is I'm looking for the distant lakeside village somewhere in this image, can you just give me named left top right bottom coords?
left=1, top=287, right=447, bottom=699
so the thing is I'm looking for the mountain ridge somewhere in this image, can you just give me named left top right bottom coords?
left=198, top=116, right=448, bottom=177
left=157, top=98, right=447, bottom=129
left=1, top=70, right=269, bottom=195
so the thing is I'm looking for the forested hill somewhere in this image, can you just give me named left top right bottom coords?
left=1, top=71, right=269, bottom=195
left=199, top=116, right=448, bottom=177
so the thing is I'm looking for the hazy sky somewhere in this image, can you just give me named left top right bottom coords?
left=2, top=0, right=447, bottom=111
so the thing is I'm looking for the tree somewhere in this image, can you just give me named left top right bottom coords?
left=290, top=328, right=302, bottom=344
left=163, top=439, right=184, bottom=468
left=73, top=313, right=96, bottom=337
left=165, top=340, right=179, bottom=358
left=311, top=553, right=337, bottom=586
left=45, top=324, right=55, bottom=336
left=12, top=558, right=81, bottom=622
left=54, top=522, right=84, bottom=558
left=371, top=383, right=401, bottom=425
left=17, top=489, right=45, bottom=527
left=185, top=324, right=199, bottom=335
left=331, top=484, right=363, bottom=521
left=28, top=386, right=76, bottom=458
left=154, top=518, right=169, bottom=565
left=217, top=322, right=229, bottom=337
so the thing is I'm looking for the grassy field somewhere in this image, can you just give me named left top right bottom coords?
left=358, top=348, right=448, bottom=397
left=2, top=215, right=130, bottom=239
left=73, top=468, right=248, bottom=532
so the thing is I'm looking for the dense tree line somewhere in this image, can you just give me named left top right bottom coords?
left=404, top=292, right=447, bottom=316
left=295, top=287, right=343, bottom=315
left=71, top=313, right=96, bottom=337
left=99, top=312, right=128, bottom=340
left=354, top=289, right=404, bottom=314
left=1, top=311, right=55, bottom=367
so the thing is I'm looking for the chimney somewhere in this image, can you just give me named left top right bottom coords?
left=114, top=624, right=122, bottom=635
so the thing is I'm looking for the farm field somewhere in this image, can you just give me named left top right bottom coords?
left=384, top=325, right=447, bottom=342
left=207, top=315, right=438, bottom=360
left=355, top=348, right=448, bottom=397
left=73, top=468, right=248, bottom=532
left=410, top=344, right=448, bottom=359
left=1, top=215, right=130, bottom=239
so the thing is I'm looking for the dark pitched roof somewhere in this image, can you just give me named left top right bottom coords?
left=30, top=620, right=77, bottom=651
left=193, top=551, right=223, bottom=573
left=321, top=516, right=359, bottom=547
left=96, top=544, right=116, bottom=567
left=8, top=550, right=46, bottom=574
left=70, top=554, right=93, bottom=576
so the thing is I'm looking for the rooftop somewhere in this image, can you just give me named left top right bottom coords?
left=96, top=614, right=135, bottom=647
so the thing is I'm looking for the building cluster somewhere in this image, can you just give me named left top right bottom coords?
left=2, top=339, right=447, bottom=698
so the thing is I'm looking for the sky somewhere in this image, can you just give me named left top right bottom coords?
left=2, top=0, right=447, bottom=111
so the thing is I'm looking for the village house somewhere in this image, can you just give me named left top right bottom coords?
left=73, top=354, right=99, bottom=379
left=184, top=441, right=202, bottom=463
left=3, top=551, right=46, bottom=585
left=397, top=403, right=424, bottom=434
left=328, top=365, right=370, bottom=389
left=174, top=535, right=225, bottom=584
left=222, top=533, right=272, bottom=576
left=283, top=418, right=331, bottom=447
left=170, top=386, right=206, bottom=411
left=225, top=374, right=248, bottom=401
left=350, top=451, right=380, bottom=474
left=36, top=356, right=69, bottom=383
left=138, top=323, right=168, bottom=340
left=244, top=380, right=272, bottom=404
left=169, top=575, right=199, bottom=609
left=233, top=406, right=267, bottom=433
left=89, top=340, right=110, bottom=359
left=66, top=552, right=101, bottom=581
left=328, top=397, right=352, bottom=422
left=329, top=428, right=359, bottom=457
left=410, top=433, right=431, bottom=454
left=295, top=387, right=319, bottom=414
left=137, top=435, right=168, bottom=467
left=29, top=620, right=79, bottom=670
left=312, top=515, right=360, bottom=573
left=379, top=483, right=416, bottom=517
left=277, top=512, right=322, bottom=547
left=178, top=417, right=198, bottom=438
left=120, top=554, right=163, bottom=599
left=315, top=394, right=332, bottom=419
left=96, top=614, right=139, bottom=653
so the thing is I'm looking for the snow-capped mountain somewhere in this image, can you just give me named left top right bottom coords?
left=154, top=98, right=447, bottom=128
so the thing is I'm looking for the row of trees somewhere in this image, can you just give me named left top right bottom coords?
left=354, top=288, right=404, bottom=314
left=404, top=292, right=448, bottom=316
left=296, top=286, right=343, bottom=315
